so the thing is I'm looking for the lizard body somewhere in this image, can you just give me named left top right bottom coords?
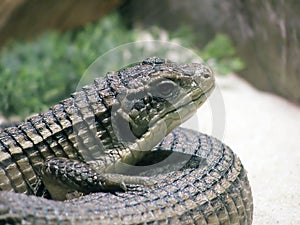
left=0, top=57, right=253, bottom=224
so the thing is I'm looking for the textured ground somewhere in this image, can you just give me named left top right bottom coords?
left=184, top=74, right=300, bottom=225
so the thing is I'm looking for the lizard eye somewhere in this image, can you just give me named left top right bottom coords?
left=156, top=80, right=176, bottom=98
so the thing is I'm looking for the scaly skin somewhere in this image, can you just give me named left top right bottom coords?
left=0, top=57, right=253, bottom=224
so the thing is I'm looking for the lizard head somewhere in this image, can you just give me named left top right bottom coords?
left=109, top=57, right=215, bottom=151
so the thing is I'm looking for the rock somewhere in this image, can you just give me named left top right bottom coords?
left=0, top=0, right=122, bottom=47
left=121, top=0, right=300, bottom=103
left=219, top=0, right=300, bottom=104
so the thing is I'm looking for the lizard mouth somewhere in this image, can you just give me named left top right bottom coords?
left=163, top=82, right=215, bottom=132
left=191, top=82, right=215, bottom=107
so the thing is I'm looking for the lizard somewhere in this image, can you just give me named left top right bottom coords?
left=0, top=57, right=253, bottom=224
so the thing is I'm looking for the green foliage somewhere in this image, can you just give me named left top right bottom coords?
left=200, top=34, right=245, bottom=75
left=0, top=13, right=244, bottom=119
left=0, top=14, right=136, bottom=118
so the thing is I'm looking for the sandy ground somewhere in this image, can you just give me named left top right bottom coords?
left=184, top=74, right=300, bottom=225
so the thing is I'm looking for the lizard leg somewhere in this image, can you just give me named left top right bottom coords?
left=41, top=157, right=153, bottom=200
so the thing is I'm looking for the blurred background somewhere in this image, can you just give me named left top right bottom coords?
left=0, top=1, right=299, bottom=224
left=0, top=0, right=298, bottom=119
